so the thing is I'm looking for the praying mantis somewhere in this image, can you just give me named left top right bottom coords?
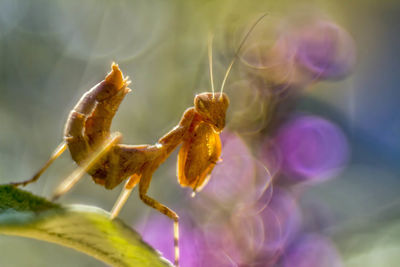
left=12, top=60, right=228, bottom=267
left=11, top=15, right=266, bottom=266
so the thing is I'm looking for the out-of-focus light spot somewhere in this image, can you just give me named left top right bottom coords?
left=227, top=79, right=271, bottom=134
left=242, top=33, right=311, bottom=89
left=202, top=211, right=265, bottom=266
left=240, top=16, right=356, bottom=90
left=202, top=131, right=272, bottom=209
left=259, top=187, right=302, bottom=257
left=294, top=20, right=356, bottom=80
left=275, top=114, right=349, bottom=181
left=201, top=223, right=239, bottom=266
left=136, top=213, right=206, bottom=267
left=231, top=212, right=266, bottom=256
left=259, top=138, right=283, bottom=178
left=282, top=233, right=343, bottom=267
left=202, top=131, right=254, bottom=200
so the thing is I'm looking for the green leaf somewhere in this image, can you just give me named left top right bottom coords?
left=0, top=185, right=173, bottom=267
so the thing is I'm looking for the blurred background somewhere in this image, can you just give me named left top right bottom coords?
left=0, top=0, right=399, bottom=266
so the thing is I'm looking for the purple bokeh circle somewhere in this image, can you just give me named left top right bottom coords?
left=275, top=115, right=349, bottom=181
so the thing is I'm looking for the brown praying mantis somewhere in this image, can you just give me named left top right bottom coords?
left=12, top=60, right=228, bottom=267
left=11, top=15, right=266, bottom=266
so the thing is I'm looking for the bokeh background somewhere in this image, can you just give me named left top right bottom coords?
left=1, top=0, right=400, bottom=266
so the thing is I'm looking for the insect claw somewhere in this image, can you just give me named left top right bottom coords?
left=125, top=79, right=132, bottom=87
left=123, top=75, right=132, bottom=90
left=191, top=191, right=196, bottom=198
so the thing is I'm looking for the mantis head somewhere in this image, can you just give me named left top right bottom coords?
left=194, top=92, right=229, bottom=132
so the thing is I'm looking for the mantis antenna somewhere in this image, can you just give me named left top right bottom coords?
left=219, top=13, right=268, bottom=96
left=208, top=33, right=216, bottom=98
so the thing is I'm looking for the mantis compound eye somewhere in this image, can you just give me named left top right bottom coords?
left=197, top=99, right=206, bottom=110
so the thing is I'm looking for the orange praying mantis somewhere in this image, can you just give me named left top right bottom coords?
left=11, top=15, right=266, bottom=266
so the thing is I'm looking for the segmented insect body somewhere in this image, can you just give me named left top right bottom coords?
left=12, top=15, right=266, bottom=266
left=64, top=63, right=228, bottom=192
left=13, top=63, right=229, bottom=267
left=178, top=97, right=226, bottom=193
left=66, top=65, right=229, bottom=267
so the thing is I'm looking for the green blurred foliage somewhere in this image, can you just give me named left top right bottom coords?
left=0, top=185, right=171, bottom=267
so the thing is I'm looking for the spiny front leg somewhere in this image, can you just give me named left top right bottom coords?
left=139, top=166, right=180, bottom=267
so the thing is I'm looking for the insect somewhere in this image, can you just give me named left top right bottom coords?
left=12, top=62, right=228, bottom=265
left=12, top=15, right=266, bottom=266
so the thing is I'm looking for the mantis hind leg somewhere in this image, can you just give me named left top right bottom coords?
left=110, top=173, right=142, bottom=219
left=109, top=144, right=159, bottom=216
left=52, top=133, right=122, bottom=200
left=10, top=142, right=67, bottom=187
left=138, top=167, right=180, bottom=267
